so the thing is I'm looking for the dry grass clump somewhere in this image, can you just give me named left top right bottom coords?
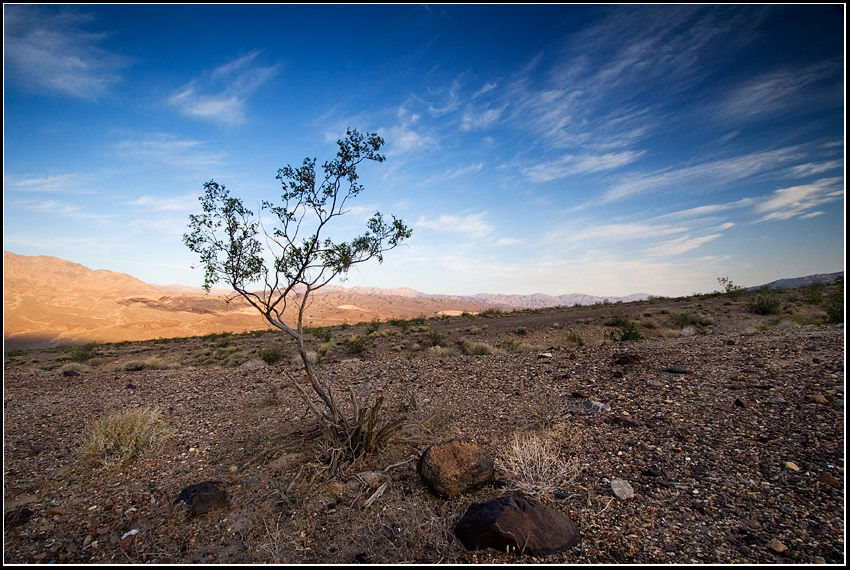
left=78, top=407, right=172, bottom=468
left=460, top=338, right=500, bottom=355
left=498, top=430, right=582, bottom=502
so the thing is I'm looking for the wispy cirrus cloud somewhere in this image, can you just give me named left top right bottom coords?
left=415, top=211, right=494, bottom=238
left=3, top=5, right=129, bottom=101
left=715, top=61, right=843, bottom=123
left=3, top=172, right=98, bottom=194
left=115, top=133, right=226, bottom=169
left=753, top=177, right=844, bottom=222
left=601, top=147, right=803, bottom=203
left=129, top=193, right=199, bottom=212
left=169, top=50, right=278, bottom=126
left=522, top=150, right=645, bottom=183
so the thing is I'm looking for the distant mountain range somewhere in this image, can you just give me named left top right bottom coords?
left=2, top=250, right=843, bottom=349
left=312, top=285, right=653, bottom=310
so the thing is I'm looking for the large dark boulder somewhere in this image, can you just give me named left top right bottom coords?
left=454, top=496, right=580, bottom=556
left=418, top=440, right=494, bottom=498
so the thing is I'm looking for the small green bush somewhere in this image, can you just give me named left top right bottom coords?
left=824, top=290, right=844, bottom=323
left=670, top=312, right=712, bottom=327
left=259, top=347, right=284, bottom=365
left=343, top=334, right=372, bottom=355
left=71, top=343, right=99, bottom=362
left=747, top=290, right=781, bottom=315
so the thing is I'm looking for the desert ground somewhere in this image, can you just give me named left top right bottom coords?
left=3, top=284, right=845, bottom=564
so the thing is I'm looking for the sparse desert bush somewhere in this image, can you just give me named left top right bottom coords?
left=566, top=329, right=585, bottom=346
left=426, top=331, right=446, bottom=347
left=259, top=346, right=284, bottom=365
left=606, top=319, right=644, bottom=342
left=670, top=312, right=712, bottom=328
left=427, top=345, right=453, bottom=358
left=121, top=357, right=162, bottom=372
left=78, top=407, right=171, bottom=468
left=514, top=326, right=529, bottom=336
left=498, top=430, right=582, bottom=502
left=824, top=289, right=844, bottom=323
left=71, top=342, right=98, bottom=362
left=747, top=290, right=781, bottom=315
left=343, top=334, right=372, bottom=355
left=309, top=327, right=334, bottom=342
left=459, top=338, right=499, bottom=355
left=479, top=308, right=504, bottom=318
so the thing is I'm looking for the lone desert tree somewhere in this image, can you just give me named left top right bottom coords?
left=184, top=129, right=411, bottom=467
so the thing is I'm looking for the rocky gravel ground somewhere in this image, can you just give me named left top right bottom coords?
left=3, top=294, right=845, bottom=564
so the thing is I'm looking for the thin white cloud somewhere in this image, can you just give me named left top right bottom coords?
left=115, top=134, right=226, bottom=169
left=3, top=5, right=129, bottom=101
left=651, top=233, right=724, bottom=257
left=461, top=105, right=504, bottom=132
left=414, top=162, right=484, bottom=188
left=129, top=193, right=199, bottom=212
left=716, top=62, right=842, bottom=122
left=753, top=177, right=844, bottom=222
left=415, top=212, right=494, bottom=238
left=3, top=173, right=97, bottom=194
left=788, top=160, right=843, bottom=178
left=602, top=147, right=803, bottom=203
left=523, top=150, right=645, bottom=183
left=169, top=50, right=278, bottom=126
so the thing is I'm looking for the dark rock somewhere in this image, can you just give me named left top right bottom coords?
left=62, top=369, right=80, bottom=377
left=613, top=353, right=644, bottom=366
left=611, top=414, right=638, bottom=427
left=174, top=482, right=229, bottom=515
left=4, top=507, right=32, bottom=528
left=665, top=366, right=694, bottom=374
left=454, top=496, right=580, bottom=556
left=418, top=440, right=494, bottom=498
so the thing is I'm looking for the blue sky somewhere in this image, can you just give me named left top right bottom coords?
left=3, top=4, right=845, bottom=297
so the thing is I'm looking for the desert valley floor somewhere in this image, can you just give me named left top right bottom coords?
left=3, top=291, right=845, bottom=564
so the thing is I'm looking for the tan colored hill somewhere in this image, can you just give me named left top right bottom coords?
left=2, top=252, right=497, bottom=349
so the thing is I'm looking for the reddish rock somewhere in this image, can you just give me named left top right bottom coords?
left=418, top=440, right=494, bottom=498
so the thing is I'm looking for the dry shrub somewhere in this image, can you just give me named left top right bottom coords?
left=78, top=407, right=172, bottom=468
left=498, top=430, right=582, bottom=502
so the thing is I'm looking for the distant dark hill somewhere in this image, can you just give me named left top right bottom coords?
left=750, top=272, right=843, bottom=290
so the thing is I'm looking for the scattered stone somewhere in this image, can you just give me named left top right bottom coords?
left=611, top=478, right=635, bottom=500
left=734, top=397, right=748, bottom=408
left=418, top=440, right=494, bottom=498
left=269, top=452, right=310, bottom=473
left=647, top=380, right=665, bottom=387
left=611, top=415, right=638, bottom=428
left=174, top=482, right=229, bottom=515
left=785, top=461, right=801, bottom=472
left=62, top=369, right=80, bottom=377
left=768, top=538, right=788, bottom=553
left=665, top=366, right=694, bottom=374
left=744, top=519, right=761, bottom=530
left=454, top=496, right=580, bottom=556
left=806, top=394, right=828, bottom=404
left=119, top=529, right=138, bottom=549
left=613, top=353, right=644, bottom=366
left=816, top=472, right=841, bottom=487
left=537, top=352, right=553, bottom=359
